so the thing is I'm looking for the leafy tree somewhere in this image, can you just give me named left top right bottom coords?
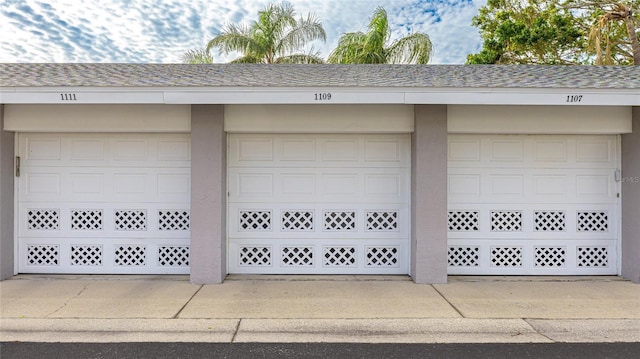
left=467, top=0, right=585, bottom=64
left=566, top=1, right=640, bottom=65
left=200, top=2, right=326, bottom=64
left=327, top=7, right=432, bottom=64
left=467, top=0, right=640, bottom=65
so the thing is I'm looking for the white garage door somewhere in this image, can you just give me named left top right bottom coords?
left=227, top=134, right=410, bottom=274
left=448, top=135, right=620, bottom=275
left=17, top=133, right=191, bottom=274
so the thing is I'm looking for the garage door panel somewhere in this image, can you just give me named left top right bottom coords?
left=18, top=133, right=190, bottom=274
left=448, top=134, right=619, bottom=275
left=449, top=136, right=618, bottom=169
left=228, top=134, right=410, bottom=274
left=228, top=239, right=408, bottom=274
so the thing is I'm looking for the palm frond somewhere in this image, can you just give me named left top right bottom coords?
left=386, top=33, right=433, bottom=64
left=181, top=48, right=214, bottom=64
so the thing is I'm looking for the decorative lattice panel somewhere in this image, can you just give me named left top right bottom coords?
left=71, top=245, right=103, bottom=266
left=490, top=247, right=523, bottom=267
left=491, top=211, right=522, bottom=231
left=365, top=246, right=398, bottom=266
left=239, top=246, right=272, bottom=266
left=365, top=211, right=398, bottom=231
left=323, top=211, right=356, bottom=231
left=71, top=210, right=103, bottom=230
left=323, top=246, right=356, bottom=266
left=448, top=246, right=480, bottom=267
left=239, top=211, right=272, bottom=231
left=158, top=210, right=190, bottom=231
left=281, top=247, right=314, bottom=266
left=27, top=245, right=59, bottom=266
left=448, top=211, right=480, bottom=232
left=534, top=211, right=565, bottom=232
left=281, top=211, right=314, bottom=231
left=158, top=246, right=190, bottom=266
left=534, top=247, right=566, bottom=267
left=27, top=209, right=59, bottom=230
left=577, top=211, right=608, bottom=232
left=577, top=246, right=609, bottom=267
left=114, top=245, right=146, bottom=266
left=114, top=210, right=147, bottom=231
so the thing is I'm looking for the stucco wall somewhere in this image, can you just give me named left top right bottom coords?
left=0, top=105, right=15, bottom=279
left=622, top=107, right=640, bottom=283
left=411, top=105, right=448, bottom=284
left=189, top=105, right=226, bottom=284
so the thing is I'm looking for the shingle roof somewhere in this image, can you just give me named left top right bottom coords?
left=1, top=63, right=639, bottom=89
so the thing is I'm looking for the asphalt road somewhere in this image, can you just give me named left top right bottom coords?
left=2, top=342, right=639, bottom=359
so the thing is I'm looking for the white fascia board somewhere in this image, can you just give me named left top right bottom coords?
left=0, top=87, right=164, bottom=104
left=163, top=89, right=405, bottom=104
left=405, top=88, right=640, bottom=106
left=1, top=86, right=638, bottom=106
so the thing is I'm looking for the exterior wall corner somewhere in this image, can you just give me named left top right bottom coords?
left=0, top=105, right=16, bottom=280
left=621, top=106, right=640, bottom=283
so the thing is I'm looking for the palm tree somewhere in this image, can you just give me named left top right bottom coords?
left=566, top=1, right=640, bottom=65
left=182, top=48, right=214, bottom=64
left=327, top=7, right=432, bottom=64
left=589, top=2, right=640, bottom=65
left=202, top=2, right=326, bottom=64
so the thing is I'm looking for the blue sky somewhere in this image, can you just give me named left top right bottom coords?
left=0, top=0, right=486, bottom=64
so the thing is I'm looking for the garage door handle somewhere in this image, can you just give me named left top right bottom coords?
left=15, top=156, right=20, bottom=177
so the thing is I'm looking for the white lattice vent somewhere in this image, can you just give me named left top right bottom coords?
left=366, top=211, right=398, bottom=231
left=490, top=247, right=523, bottom=267
left=491, top=211, right=522, bottom=231
left=115, top=210, right=147, bottom=231
left=159, top=210, right=190, bottom=231
left=324, top=211, right=356, bottom=231
left=281, top=247, right=314, bottom=266
left=71, top=245, right=103, bottom=266
left=365, top=246, right=398, bottom=267
left=534, top=211, right=565, bottom=232
left=239, top=246, right=272, bottom=266
left=534, top=247, right=566, bottom=267
left=281, top=211, right=314, bottom=231
left=27, top=209, right=59, bottom=230
left=577, top=246, right=608, bottom=267
left=577, top=211, right=608, bottom=232
left=323, top=246, right=356, bottom=266
left=240, top=211, right=272, bottom=231
left=114, top=245, right=146, bottom=266
left=27, top=245, right=59, bottom=266
left=448, top=211, right=479, bottom=232
left=71, top=210, right=103, bottom=230
left=448, top=246, right=480, bottom=267
left=159, top=246, right=190, bottom=266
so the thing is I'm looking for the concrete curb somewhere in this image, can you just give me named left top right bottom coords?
left=2, top=318, right=639, bottom=343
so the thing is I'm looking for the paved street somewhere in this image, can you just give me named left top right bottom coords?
left=2, top=342, right=640, bottom=359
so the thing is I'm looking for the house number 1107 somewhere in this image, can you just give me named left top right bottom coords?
left=566, top=95, right=582, bottom=103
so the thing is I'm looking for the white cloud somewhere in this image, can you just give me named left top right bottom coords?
left=0, top=0, right=487, bottom=64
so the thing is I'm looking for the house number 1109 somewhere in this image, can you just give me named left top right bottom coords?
left=314, top=93, right=332, bottom=101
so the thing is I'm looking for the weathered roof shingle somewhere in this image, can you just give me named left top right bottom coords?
left=1, top=63, right=639, bottom=89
